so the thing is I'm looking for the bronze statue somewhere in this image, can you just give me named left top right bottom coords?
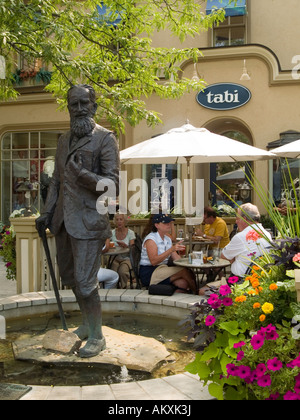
left=36, top=84, right=120, bottom=358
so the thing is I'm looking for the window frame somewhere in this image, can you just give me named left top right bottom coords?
left=0, top=130, right=64, bottom=223
left=211, top=15, right=247, bottom=47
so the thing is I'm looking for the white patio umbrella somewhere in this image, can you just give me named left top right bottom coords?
left=216, top=167, right=245, bottom=183
left=120, top=123, right=275, bottom=251
left=120, top=123, right=275, bottom=166
left=271, top=139, right=300, bottom=158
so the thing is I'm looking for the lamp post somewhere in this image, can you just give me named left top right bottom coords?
left=238, top=181, right=252, bottom=202
left=16, top=179, right=39, bottom=216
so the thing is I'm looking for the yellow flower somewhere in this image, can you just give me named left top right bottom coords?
left=253, top=302, right=261, bottom=309
left=248, top=290, right=256, bottom=295
left=262, top=302, right=274, bottom=314
left=269, top=283, right=278, bottom=291
left=259, top=314, right=266, bottom=322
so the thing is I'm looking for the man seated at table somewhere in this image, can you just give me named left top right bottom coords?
left=221, top=203, right=273, bottom=282
left=195, top=206, right=230, bottom=251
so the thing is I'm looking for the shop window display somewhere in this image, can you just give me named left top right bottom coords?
left=1, top=131, right=64, bottom=223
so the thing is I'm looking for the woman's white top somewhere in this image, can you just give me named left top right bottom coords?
left=140, top=232, right=172, bottom=266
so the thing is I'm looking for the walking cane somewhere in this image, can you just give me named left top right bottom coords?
left=40, top=228, right=68, bottom=331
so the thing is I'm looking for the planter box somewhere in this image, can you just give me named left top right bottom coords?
left=295, top=269, right=300, bottom=302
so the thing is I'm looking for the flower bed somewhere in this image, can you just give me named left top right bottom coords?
left=182, top=234, right=300, bottom=400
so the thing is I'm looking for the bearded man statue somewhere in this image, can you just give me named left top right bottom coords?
left=36, top=84, right=120, bottom=358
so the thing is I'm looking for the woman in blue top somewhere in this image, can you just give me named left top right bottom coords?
left=139, top=214, right=196, bottom=293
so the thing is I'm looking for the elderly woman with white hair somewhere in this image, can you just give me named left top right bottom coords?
left=221, top=203, right=273, bottom=281
left=109, top=213, right=136, bottom=288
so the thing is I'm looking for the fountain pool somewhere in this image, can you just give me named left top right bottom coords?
left=0, top=289, right=200, bottom=388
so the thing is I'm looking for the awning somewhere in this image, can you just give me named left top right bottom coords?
left=206, top=0, right=247, bottom=17
left=96, top=4, right=122, bottom=26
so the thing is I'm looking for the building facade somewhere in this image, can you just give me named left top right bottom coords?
left=1, top=0, right=300, bottom=222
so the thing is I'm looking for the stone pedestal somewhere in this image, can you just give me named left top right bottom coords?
left=10, top=217, right=60, bottom=293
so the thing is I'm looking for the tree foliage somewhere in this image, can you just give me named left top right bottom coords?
left=0, top=0, right=225, bottom=133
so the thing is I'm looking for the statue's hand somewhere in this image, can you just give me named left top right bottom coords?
left=69, top=153, right=83, bottom=178
left=35, top=214, right=52, bottom=238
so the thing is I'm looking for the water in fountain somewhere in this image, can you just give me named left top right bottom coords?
left=119, top=365, right=131, bottom=382
left=0, top=312, right=195, bottom=387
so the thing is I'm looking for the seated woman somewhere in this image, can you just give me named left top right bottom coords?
left=110, top=213, right=136, bottom=288
left=139, top=214, right=197, bottom=293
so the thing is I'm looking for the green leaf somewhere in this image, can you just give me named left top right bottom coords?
left=286, top=270, right=295, bottom=279
left=219, top=321, right=241, bottom=335
left=185, top=353, right=211, bottom=379
left=200, top=342, right=219, bottom=362
left=220, top=353, right=232, bottom=374
left=224, top=386, right=245, bottom=400
left=214, top=331, right=229, bottom=348
left=208, top=383, right=224, bottom=400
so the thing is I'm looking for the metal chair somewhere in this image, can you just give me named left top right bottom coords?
left=129, top=234, right=143, bottom=289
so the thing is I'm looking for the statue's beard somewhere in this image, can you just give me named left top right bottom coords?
left=70, top=116, right=96, bottom=139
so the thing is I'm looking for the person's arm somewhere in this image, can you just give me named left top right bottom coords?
left=102, top=238, right=110, bottom=253
left=221, top=235, right=241, bottom=263
left=166, top=221, right=176, bottom=241
left=145, top=239, right=184, bottom=266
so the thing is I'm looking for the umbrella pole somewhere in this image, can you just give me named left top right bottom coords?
left=185, top=157, right=193, bottom=254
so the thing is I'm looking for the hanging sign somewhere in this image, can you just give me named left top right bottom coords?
left=196, top=82, right=251, bottom=111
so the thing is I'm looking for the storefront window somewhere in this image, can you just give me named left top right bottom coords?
left=273, top=158, right=300, bottom=206
left=143, top=164, right=180, bottom=214
left=213, top=131, right=252, bottom=207
left=1, top=130, right=64, bottom=224
left=213, top=16, right=246, bottom=47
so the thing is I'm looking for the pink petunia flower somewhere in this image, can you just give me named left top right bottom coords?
left=267, top=357, right=283, bottom=371
left=228, top=276, right=239, bottom=284
left=266, top=392, right=280, bottom=400
left=255, top=363, right=267, bottom=377
left=233, top=341, right=246, bottom=349
left=205, top=315, right=216, bottom=327
left=284, top=391, right=300, bottom=400
left=294, top=383, right=300, bottom=394
left=237, top=351, right=244, bottom=361
left=251, top=334, right=265, bottom=350
left=257, top=374, right=272, bottom=387
left=226, top=363, right=239, bottom=377
left=287, top=353, right=300, bottom=369
left=236, top=365, right=252, bottom=379
left=219, top=285, right=232, bottom=296
left=207, top=294, right=220, bottom=304
left=266, top=330, right=279, bottom=341
left=222, top=297, right=233, bottom=307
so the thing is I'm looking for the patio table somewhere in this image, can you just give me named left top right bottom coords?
left=174, top=257, right=231, bottom=288
left=102, top=246, right=129, bottom=269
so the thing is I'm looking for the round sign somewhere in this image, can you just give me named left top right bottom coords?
left=196, top=83, right=251, bottom=111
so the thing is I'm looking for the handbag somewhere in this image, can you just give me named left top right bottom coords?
left=148, top=283, right=177, bottom=296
